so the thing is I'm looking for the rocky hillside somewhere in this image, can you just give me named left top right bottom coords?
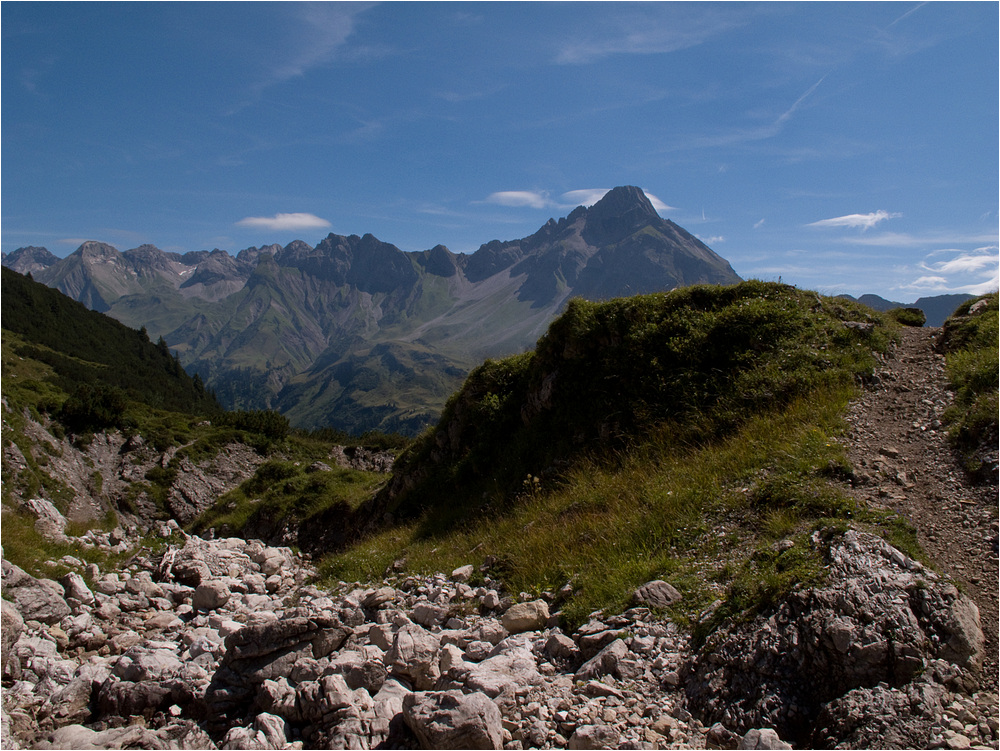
left=2, top=283, right=996, bottom=750
left=1, top=518, right=994, bottom=750
left=3, top=187, right=740, bottom=434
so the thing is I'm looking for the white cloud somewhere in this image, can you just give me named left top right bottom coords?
left=753, top=218, right=765, bottom=229
left=643, top=193, right=675, bottom=213
left=896, top=246, right=999, bottom=295
left=560, top=189, right=611, bottom=207
left=236, top=213, right=332, bottom=231
left=920, top=250, right=998, bottom=275
left=807, top=210, right=901, bottom=231
left=698, top=235, right=725, bottom=245
left=485, top=191, right=551, bottom=209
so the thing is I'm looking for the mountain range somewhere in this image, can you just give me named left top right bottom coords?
left=3, top=187, right=742, bottom=434
left=5, top=185, right=969, bottom=435
left=836, top=293, right=974, bottom=327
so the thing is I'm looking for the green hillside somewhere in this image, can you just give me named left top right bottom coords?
left=2, top=267, right=220, bottom=425
left=939, top=292, right=999, bottom=478
left=322, top=281, right=920, bottom=627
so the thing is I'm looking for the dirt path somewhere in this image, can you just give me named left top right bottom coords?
left=842, top=326, right=998, bottom=690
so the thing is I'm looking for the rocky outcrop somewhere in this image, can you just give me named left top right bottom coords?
left=686, top=530, right=986, bottom=746
left=4, top=406, right=267, bottom=532
left=3, top=529, right=996, bottom=751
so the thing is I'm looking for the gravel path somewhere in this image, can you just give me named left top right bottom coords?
left=843, top=326, right=999, bottom=690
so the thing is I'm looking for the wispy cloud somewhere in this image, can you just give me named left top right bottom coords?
left=230, top=3, right=375, bottom=112
left=897, top=246, right=999, bottom=295
left=807, top=210, right=901, bottom=231
left=484, top=188, right=676, bottom=213
left=919, top=249, right=998, bottom=275
left=236, top=213, right=332, bottom=231
left=555, top=9, right=747, bottom=64
left=753, top=219, right=766, bottom=229
left=776, top=77, right=825, bottom=126
left=888, top=2, right=927, bottom=27
left=671, top=77, right=826, bottom=152
left=840, top=231, right=999, bottom=247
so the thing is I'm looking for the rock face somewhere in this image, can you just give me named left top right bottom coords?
left=4, top=405, right=266, bottom=531
left=2, top=529, right=996, bottom=751
left=686, top=530, right=986, bottom=745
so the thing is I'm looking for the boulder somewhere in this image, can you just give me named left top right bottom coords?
left=686, top=530, right=988, bottom=742
left=385, top=623, right=442, bottom=690
left=2, top=561, right=71, bottom=625
left=738, top=728, right=792, bottom=750
left=568, top=724, right=621, bottom=750
left=26, top=498, right=69, bottom=542
left=205, top=615, right=350, bottom=734
left=402, top=690, right=503, bottom=749
left=500, top=600, right=549, bottom=634
left=633, top=579, right=682, bottom=609
left=220, top=712, right=289, bottom=750
left=464, top=646, right=542, bottom=697
left=59, top=572, right=95, bottom=606
left=47, top=677, right=95, bottom=727
left=2, top=599, right=24, bottom=669
left=575, top=638, right=628, bottom=681
left=193, top=581, right=232, bottom=611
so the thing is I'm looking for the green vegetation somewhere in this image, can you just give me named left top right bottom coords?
left=384, top=281, right=893, bottom=525
left=320, top=281, right=907, bottom=629
left=886, top=307, right=927, bottom=327
left=938, top=292, right=999, bottom=477
left=191, top=459, right=385, bottom=540
left=2, top=267, right=220, bottom=420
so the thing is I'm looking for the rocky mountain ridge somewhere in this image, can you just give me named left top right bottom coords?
left=3, top=187, right=740, bottom=434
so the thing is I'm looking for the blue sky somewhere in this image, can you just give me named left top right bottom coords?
left=3, top=1, right=997, bottom=300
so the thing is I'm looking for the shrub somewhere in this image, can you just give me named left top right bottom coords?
left=887, top=307, right=926, bottom=327
left=58, top=384, right=129, bottom=433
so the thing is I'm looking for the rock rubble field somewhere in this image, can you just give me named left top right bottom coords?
left=1, top=519, right=996, bottom=750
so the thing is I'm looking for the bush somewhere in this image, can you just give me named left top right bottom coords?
left=215, top=409, right=290, bottom=440
left=938, top=293, right=999, bottom=477
left=59, top=384, right=129, bottom=433
left=887, top=307, right=926, bottom=327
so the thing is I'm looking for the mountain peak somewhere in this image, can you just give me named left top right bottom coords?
left=581, top=186, right=660, bottom=247
left=588, top=186, right=659, bottom=221
left=76, top=241, right=121, bottom=259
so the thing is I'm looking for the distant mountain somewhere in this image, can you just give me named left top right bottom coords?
left=837, top=293, right=974, bottom=327
left=4, top=186, right=741, bottom=434
left=3, top=246, right=59, bottom=275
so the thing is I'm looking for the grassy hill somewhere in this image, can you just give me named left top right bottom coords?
left=1, top=267, right=403, bottom=577
left=938, top=292, right=999, bottom=478
left=2, top=267, right=220, bottom=427
left=317, top=281, right=925, bottom=627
